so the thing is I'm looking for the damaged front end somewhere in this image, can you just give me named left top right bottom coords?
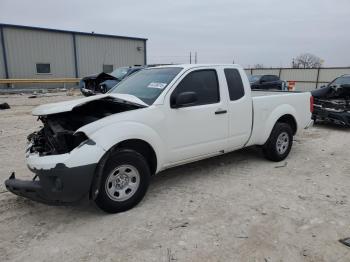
left=80, top=73, right=118, bottom=96
left=313, top=98, right=350, bottom=126
left=27, top=118, right=89, bottom=156
left=5, top=95, right=146, bottom=204
left=312, top=76, right=350, bottom=127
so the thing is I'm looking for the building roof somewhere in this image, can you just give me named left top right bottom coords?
left=0, top=23, right=147, bottom=41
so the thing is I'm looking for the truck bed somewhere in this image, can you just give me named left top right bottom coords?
left=251, top=90, right=301, bottom=97
left=247, top=90, right=312, bottom=146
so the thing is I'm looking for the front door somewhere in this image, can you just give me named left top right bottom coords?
left=164, top=68, right=229, bottom=165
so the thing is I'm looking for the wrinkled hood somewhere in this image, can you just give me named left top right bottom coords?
left=82, top=72, right=116, bottom=81
left=32, top=93, right=148, bottom=116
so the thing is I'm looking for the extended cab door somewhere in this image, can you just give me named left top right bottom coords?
left=222, top=68, right=253, bottom=150
left=164, top=68, right=229, bottom=164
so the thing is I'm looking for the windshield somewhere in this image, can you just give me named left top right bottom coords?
left=110, top=67, right=129, bottom=80
left=109, top=67, right=183, bottom=105
left=329, top=76, right=350, bottom=86
left=248, top=75, right=261, bottom=82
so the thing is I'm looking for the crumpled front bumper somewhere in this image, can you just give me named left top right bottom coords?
left=5, top=163, right=97, bottom=205
left=5, top=140, right=106, bottom=205
left=313, top=107, right=350, bottom=127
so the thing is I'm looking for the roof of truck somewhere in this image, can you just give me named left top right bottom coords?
left=154, top=64, right=243, bottom=70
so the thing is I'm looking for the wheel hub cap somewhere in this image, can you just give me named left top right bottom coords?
left=105, top=165, right=140, bottom=202
left=276, top=132, right=289, bottom=155
left=115, top=174, right=129, bottom=189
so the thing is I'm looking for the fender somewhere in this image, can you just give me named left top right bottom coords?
left=254, top=104, right=297, bottom=145
left=80, top=121, right=165, bottom=173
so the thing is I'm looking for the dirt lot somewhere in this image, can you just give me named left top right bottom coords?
left=0, top=93, right=349, bottom=262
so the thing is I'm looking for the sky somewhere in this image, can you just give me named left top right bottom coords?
left=1, top=0, right=349, bottom=67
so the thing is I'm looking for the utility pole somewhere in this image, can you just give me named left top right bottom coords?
left=195, top=52, right=197, bottom=64
left=190, top=52, right=192, bottom=64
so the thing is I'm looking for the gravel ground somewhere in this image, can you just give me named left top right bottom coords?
left=0, top=93, right=349, bottom=262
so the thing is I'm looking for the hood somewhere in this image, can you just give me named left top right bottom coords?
left=82, top=72, right=116, bottom=81
left=32, top=93, right=148, bottom=116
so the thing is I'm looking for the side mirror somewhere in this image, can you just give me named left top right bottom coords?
left=260, top=79, right=266, bottom=83
left=172, top=92, right=197, bottom=108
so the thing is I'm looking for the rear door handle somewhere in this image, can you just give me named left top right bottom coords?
left=215, top=109, right=227, bottom=115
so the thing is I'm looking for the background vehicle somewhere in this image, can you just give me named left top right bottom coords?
left=311, top=74, right=350, bottom=126
left=80, top=66, right=146, bottom=96
left=249, top=74, right=283, bottom=90
left=5, top=64, right=313, bottom=213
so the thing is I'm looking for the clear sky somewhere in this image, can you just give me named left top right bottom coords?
left=1, top=0, right=349, bottom=67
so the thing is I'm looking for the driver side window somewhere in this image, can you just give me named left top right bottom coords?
left=170, top=69, right=220, bottom=107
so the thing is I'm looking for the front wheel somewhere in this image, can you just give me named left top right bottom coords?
left=95, top=149, right=151, bottom=213
left=262, top=123, right=293, bottom=162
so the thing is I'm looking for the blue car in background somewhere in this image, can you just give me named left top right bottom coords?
left=80, top=66, right=146, bottom=96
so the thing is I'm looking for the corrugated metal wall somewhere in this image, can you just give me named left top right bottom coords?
left=76, top=35, right=145, bottom=76
left=0, top=28, right=5, bottom=87
left=318, top=68, right=350, bottom=83
left=245, top=68, right=350, bottom=91
left=0, top=25, right=146, bottom=89
left=0, top=32, right=5, bottom=79
left=4, top=27, right=76, bottom=79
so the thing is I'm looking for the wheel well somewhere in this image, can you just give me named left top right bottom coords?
left=277, top=114, right=297, bottom=135
left=115, top=139, right=157, bottom=175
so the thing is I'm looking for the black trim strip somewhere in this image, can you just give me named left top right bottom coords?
left=72, top=33, right=79, bottom=78
left=144, top=40, right=147, bottom=65
left=0, top=25, right=9, bottom=79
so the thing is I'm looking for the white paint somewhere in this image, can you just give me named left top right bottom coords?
left=32, top=93, right=148, bottom=116
left=26, top=141, right=106, bottom=170
left=29, top=64, right=312, bottom=173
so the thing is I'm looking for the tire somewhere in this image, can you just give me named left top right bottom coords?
left=95, top=149, right=151, bottom=213
left=262, top=122, right=293, bottom=162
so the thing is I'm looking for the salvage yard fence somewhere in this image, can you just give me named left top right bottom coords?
left=1, top=67, right=350, bottom=93
left=245, top=67, right=350, bottom=92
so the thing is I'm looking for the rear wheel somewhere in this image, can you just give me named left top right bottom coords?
left=95, top=149, right=150, bottom=213
left=263, top=122, right=293, bottom=162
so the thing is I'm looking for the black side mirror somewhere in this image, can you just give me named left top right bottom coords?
left=260, top=79, right=266, bottom=83
left=172, top=92, right=197, bottom=108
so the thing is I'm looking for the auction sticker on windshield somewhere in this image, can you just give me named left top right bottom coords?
left=147, top=82, right=167, bottom=89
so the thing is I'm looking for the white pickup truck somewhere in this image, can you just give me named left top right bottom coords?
left=5, top=64, right=314, bottom=213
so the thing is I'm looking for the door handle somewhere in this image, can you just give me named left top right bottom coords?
left=215, top=109, right=227, bottom=115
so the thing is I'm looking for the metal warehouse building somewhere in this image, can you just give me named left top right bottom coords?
left=0, top=23, right=147, bottom=85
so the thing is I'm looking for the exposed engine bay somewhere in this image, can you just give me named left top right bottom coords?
left=311, top=75, right=350, bottom=127
left=28, top=98, right=142, bottom=156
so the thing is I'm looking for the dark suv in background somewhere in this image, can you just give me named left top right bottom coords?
left=249, top=74, right=283, bottom=90
left=80, top=66, right=146, bottom=96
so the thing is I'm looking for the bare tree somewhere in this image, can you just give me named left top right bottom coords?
left=292, top=53, right=323, bottom=68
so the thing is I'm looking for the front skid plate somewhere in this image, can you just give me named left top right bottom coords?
left=5, top=163, right=97, bottom=205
